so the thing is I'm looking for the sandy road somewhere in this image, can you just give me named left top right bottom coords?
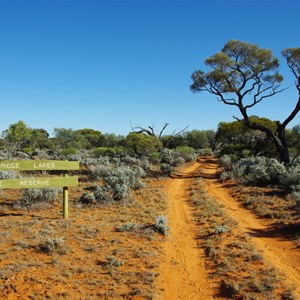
left=156, top=157, right=300, bottom=299
left=155, top=162, right=215, bottom=300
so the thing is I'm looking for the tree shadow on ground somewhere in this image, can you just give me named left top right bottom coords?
left=171, top=171, right=221, bottom=179
left=246, top=223, right=300, bottom=244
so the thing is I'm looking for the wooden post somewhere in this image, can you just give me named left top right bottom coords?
left=63, top=174, right=69, bottom=219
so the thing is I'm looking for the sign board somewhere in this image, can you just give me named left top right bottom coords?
left=0, top=160, right=79, bottom=171
left=0, top=159, right=79, bottom=218
left=0, top=176, right=78, bottom=189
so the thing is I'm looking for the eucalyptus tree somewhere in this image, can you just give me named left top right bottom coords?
left=216, top=116, right=277, bottom=157
left=2, top=120, right=32, bottom=153
left=191, top=40, right=300, bottom=164
left=122, top=132, right=163, bottom=156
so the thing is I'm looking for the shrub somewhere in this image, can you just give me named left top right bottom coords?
left=93, top=166, right=145, bottom=202
left=89, top=164, right=112, bottom=180
left=154, top=215, right=169, bottom=235
left=160, top=149, right=183, bottom=166
left=0, top=150, right=12, bottom=160
left=159, top=149, right=186, bottom=175
left=93, top=186, right=111, bottom=202
left=176, top=146, right=197, bottom=162
left=60, top=148, right=78, bottom=156
left=228, top=156, right=286, bottom=184
left=160, top=163, right=172, bottom=175
left=79, top=191, right=96, bottom=205
left=36, top=237, right=65, bottom=254
left=197, top=148, right=213, bottom=156
left=23, top=148, right=35, bottom=155
left=19, top=188, right=59, bottom=207
left=0, top=170, right=18, bottom=179
left=280, top=157, right=300, bottom=190
left=148, top=151, right=160, bottom=163
left=93, top=147, right=126, bottom=157
left=219, top=155, right=234, bottom=171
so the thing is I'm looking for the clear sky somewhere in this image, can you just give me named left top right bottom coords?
left=0, top=0, right=299, bottom=136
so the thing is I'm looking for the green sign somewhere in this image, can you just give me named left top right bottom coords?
left=0, top=176, right=78, bottom=189
left=0, top=160, right=79, bottom=171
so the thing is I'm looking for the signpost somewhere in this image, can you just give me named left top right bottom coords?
left=0, top=160, right=79, bottom=171
left=0, top=160, right=79, bottom=218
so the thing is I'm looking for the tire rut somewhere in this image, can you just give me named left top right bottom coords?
left=155, top=163, right=215, bottom=300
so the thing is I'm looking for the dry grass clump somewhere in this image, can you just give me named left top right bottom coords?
left=189, top=179, right=296, bottom=300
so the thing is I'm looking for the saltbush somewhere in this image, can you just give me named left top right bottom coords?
left=226, top=156, right=286, bottom=184
left=280, top=157, right=300, bottom=190
left=159, top=148, right=185, bottom=175
left=154, top=215, right=169, bottom=235
left=176, top=146, right=197, bottom=162
left=16, top=188, right=59, bottom=208
left=0, top=170, right=18, bottom=179
left=93, top=165, right=145, bottom=202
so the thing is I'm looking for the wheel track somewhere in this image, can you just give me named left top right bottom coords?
left=155, top=163, right=215, bottom=300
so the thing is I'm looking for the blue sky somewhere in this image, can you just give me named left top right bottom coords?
left=0, top=0, right=299, bottom=136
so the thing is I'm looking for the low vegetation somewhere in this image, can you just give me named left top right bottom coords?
left=188, top=178, right=296, bottom=299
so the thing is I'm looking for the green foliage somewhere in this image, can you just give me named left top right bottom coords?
left=53, top=128, right=75, bottom=148
left=31, top=128, right=50, bottom=149
left=60, top=148, right=78, bottom=156
left=123, top=132, right=162, bottom=156
left=190, top=40, right=300, bottom=164
left=216, top=117, right=277, bottom=158
left=161, top=134, right=185, bottom=149
left=98, top=133, right=124, bottom=148
left=191, top=40, right=282, bottom=95
left=74, top=128, right=102, bottom=149
left=175, top=146, right=196, bottom=162
left=185, top=129, right=214, bottom=149
left=23, top=147, right=35, bottom=155
left=288, top=125, right=300, bottom=159
left=2, top=120, right=32, bottom=151
left=93, top=147, right=126, bottom=157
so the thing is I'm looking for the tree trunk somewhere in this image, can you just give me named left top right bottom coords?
left=278, top=145, right=290, bottom=164
left=276, top=124, right=290, bottom=164
left=243, top=116, right=290, bottom=164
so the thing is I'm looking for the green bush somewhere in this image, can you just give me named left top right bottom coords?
left=93, top=147, right=126, bottom=157
left=176, top=146, right=196, bottom=162
left=61, top=148, right=78, bottom=156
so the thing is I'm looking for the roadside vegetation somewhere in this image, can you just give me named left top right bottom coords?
left=188, top=177, right=296, bottom=299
